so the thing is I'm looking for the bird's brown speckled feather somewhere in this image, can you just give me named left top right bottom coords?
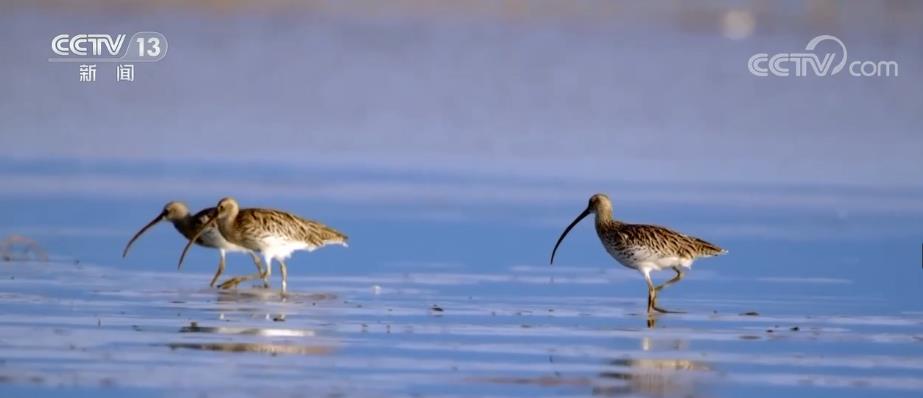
left=599, top=221, right=725, bottom=260
left=226, top=208, right=348, bottom=249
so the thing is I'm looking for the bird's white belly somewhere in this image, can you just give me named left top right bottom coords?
left=604, top=244, right=693, bottom=272
left=198, top=228, right=250, bottom=252
left=256, top=236, right=314, bottom=260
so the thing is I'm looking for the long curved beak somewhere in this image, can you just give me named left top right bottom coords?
left=177, top=215, right=217, bottom=270
left=550, top=208, right=590, bottom=265
left=122, top=212, right=165, bottom=258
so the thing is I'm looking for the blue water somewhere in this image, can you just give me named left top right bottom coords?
left=0, top=157, right=921, bottom=397
left=0, top=255, right=920, bottom=398
left=2, top=157, right=921, bottom=311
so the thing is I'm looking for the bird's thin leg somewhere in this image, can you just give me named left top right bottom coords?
left=644, top=270, right=656, bottom=314
left=645, top=275, right=658, bottom=328
left=279, top=259, right=288, bottom=293
left=209, top=250, right=227, bottom=288
left=217, top=273, right=261, bottom=289
left=645, top=269, right=684, bottom=314
left=652, top=289, right=685, bottom=314
left=652, top=302, right=684, bottom=313
left=216, top=255, right=272, bottom=290
left=248, top=252, right=269, bottom=288
left=655, top=267, right=685, bottom=292
left=262, top=254, right=272, bottom=282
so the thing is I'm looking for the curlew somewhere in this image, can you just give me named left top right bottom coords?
left=123, top=201, right=266, bottom=288
left=177, top=197, right=348, bottom=293
left=550, top=193, right=727, bottom=314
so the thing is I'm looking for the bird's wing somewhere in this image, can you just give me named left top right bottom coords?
left=191, top=207, right=217, bottom=227
left=240, top=208, right=348, bottom=247
left=620, top=223, right=724, bottom=258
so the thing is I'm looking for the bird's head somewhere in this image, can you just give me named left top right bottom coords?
left=214, top=197, right=240, bottom=220
left=550, top=193, right=612, bottom=265
left=587, top=193, right=612, bottom=215
left=123, top=201, right=189, bottom=258
left=162, top=201, right=190, bottom=221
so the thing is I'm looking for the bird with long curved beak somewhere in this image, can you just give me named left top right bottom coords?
left=550, top=193, right=727, bottom=314
left=177, top=197, right=348, bottom=293
left=123, top=201, right=266, bottom=288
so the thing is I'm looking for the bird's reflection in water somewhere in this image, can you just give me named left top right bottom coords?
left=172, top=322, right=334, bottom=355
left=179, top=321, right=313, bottom=337
left=167, top=342, right=332, bottom=355
left=471, top=337, right=709, bottom=397
left=594, top=357, right=708, bottom=396
left=211, top=288, right=337, bottom=320
left=214, top=288, right=337, bottom=304
left=594, top=337, right=708, bottom=397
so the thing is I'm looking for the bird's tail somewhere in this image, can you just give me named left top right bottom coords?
left=691, top=237, right=727, bottom=257
left=321, top=227, right=348, bottom=248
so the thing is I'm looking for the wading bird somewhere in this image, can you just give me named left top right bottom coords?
left=177, top=197, right=348, bottom=293
left=550, top=193, right=726, bottom=314
left=123, top=201, right=265, bottom=288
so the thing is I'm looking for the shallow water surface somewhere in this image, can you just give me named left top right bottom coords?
left=0, top=260, right=920, bottom=398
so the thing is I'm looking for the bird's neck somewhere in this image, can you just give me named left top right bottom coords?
left=173, top=215, right=194, bottom=233
left=215, top=211, right=239, bottom=241
left=594, top=206, right=619, bottom=229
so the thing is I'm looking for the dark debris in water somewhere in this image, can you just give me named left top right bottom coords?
left=740, top=311, right=760, bottom=316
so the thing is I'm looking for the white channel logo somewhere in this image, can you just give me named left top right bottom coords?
left=748, top=35, right=898, bottom=77
left=49, top=32, right=168, bottom=62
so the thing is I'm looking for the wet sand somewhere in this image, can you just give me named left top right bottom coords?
left=0, top=260, right=920, bottom=398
